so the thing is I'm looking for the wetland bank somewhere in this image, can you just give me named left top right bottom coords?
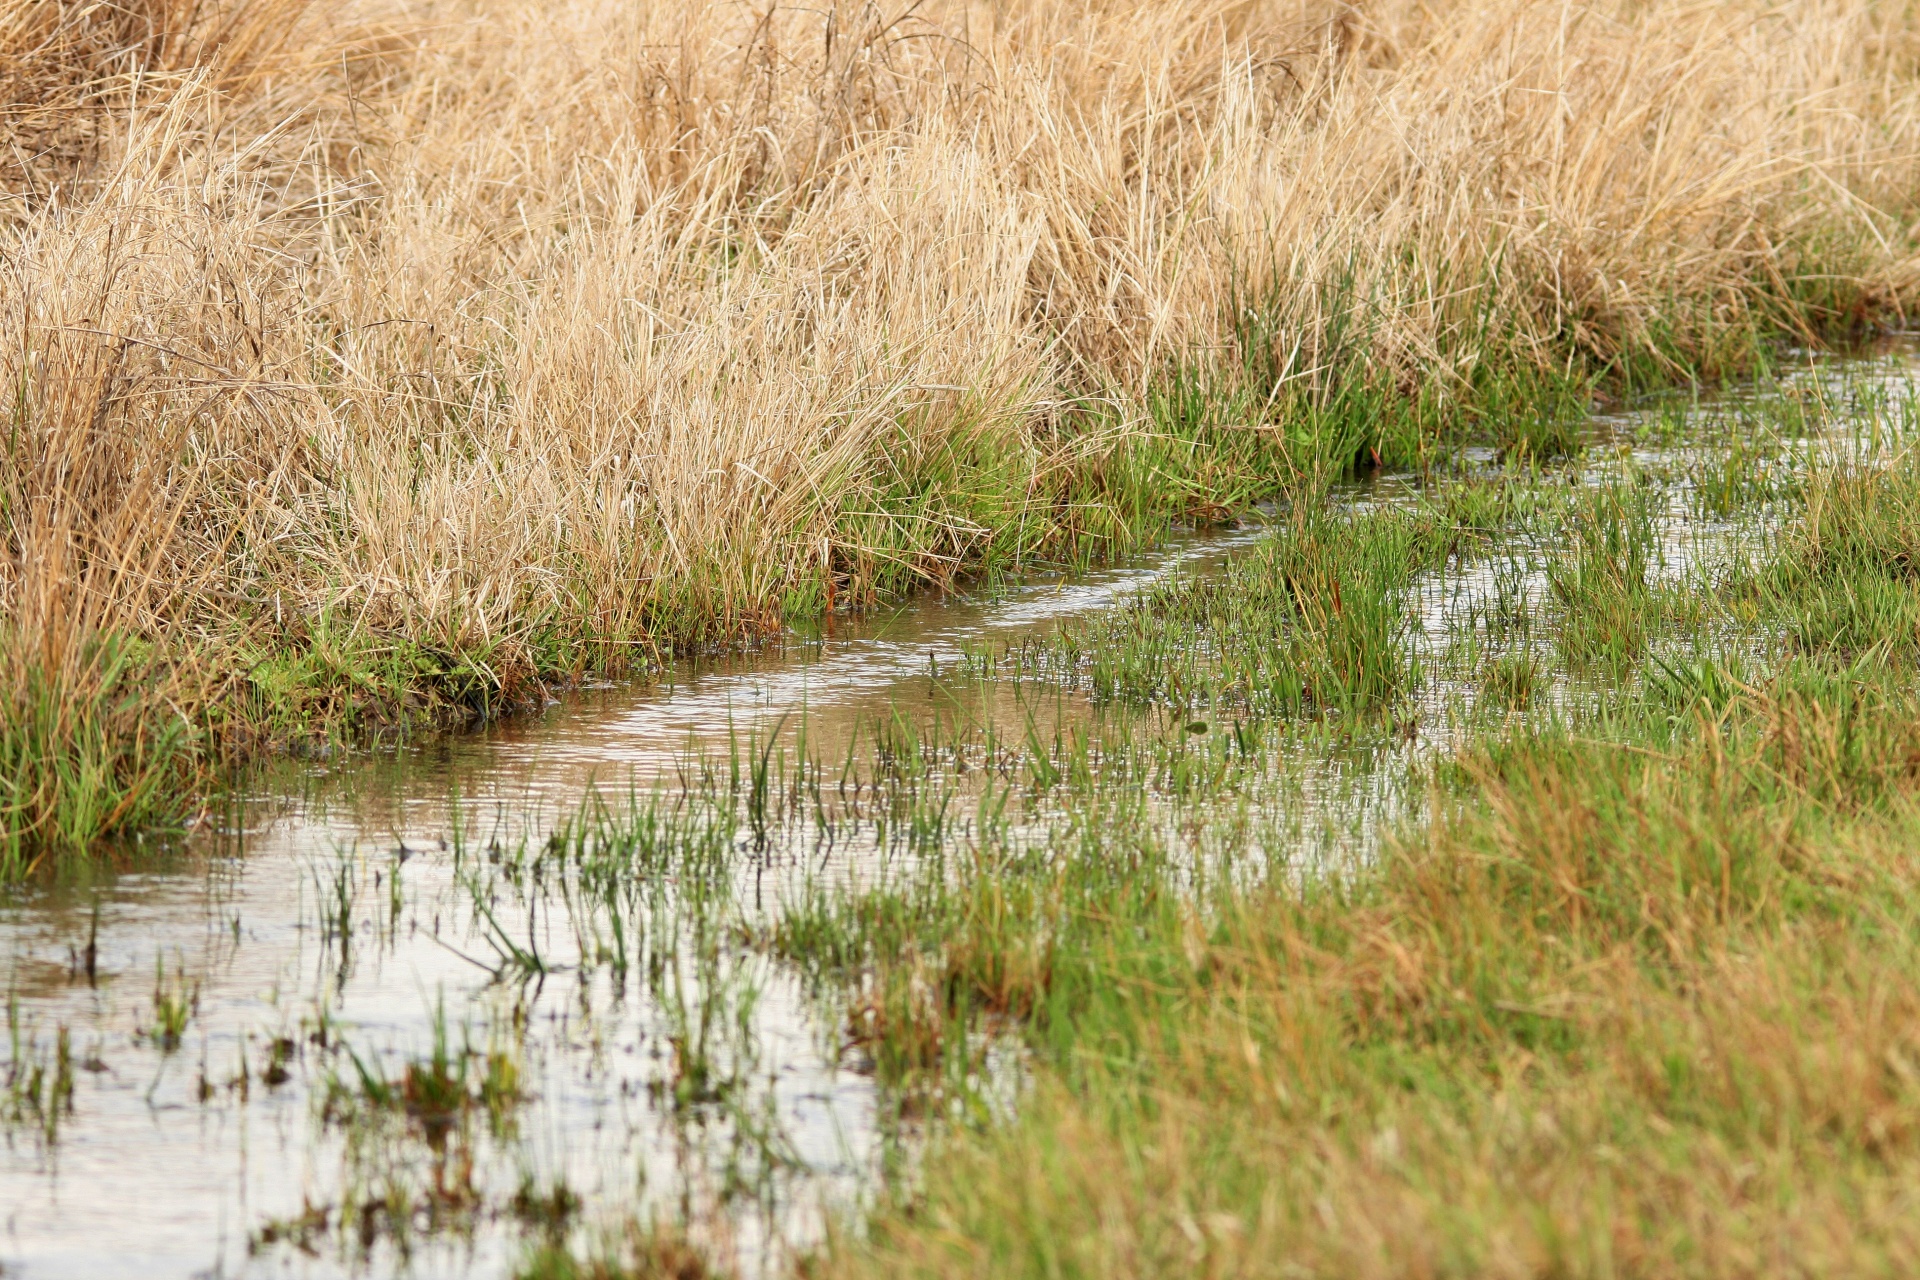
left=14, top=0, right=1920, bottom=1275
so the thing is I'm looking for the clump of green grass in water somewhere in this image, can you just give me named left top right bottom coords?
left=985, top=470, right=1623, bottom=721
left=774, top=843, right=1077, bottom=1096
left=650, top=944, right=763, bottom=1111
left=259, top=1008, right=529, bottom=1262
left=764, top=722, right=1269, bottom=1113
left=1547, top=475, right=1689, bottom=674
left=1479, top=649, right=1543, bottom=709
left=999, top=502, right=1452, bottom=717
left=321, top=1004, right=523, bottom=1143
left=509, top=1175, right=584, bottom=1240
left=1752, top=449, right=1920, bottom=656
left=0, top=630, right=189, bottom=875
left=1686, top=421, right=1800, bottom=519
left=1419, top=470, right=1577, bottom=541
left=140, top=955, right=198, bottom=1052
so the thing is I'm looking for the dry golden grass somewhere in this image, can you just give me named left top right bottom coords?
left=5, top=0, right=1920, bottom=853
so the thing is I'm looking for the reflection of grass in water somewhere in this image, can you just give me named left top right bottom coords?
left=252, top=1002, right=532, bottom=1263
left=1547, top=476, right=1673, bottom=675
left=519, top=1218, right=717, bottom=1280
left=2, top=997, right=73, bottom=1146
left=320, top=1002, right=524, bottom=1140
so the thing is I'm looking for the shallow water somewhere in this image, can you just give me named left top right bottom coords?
left=5, top=347, right=1916, bottom=1280
left=0, top=524, right=1285, bottom=1280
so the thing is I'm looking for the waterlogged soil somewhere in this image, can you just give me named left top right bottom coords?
left=3, top=347, right=1915, bottom=1280
left=0, top=524, right=1303, bottom=1280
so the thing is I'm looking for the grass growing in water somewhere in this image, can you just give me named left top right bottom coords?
left=1751, top=448, right=1920, bottom=656
left=3, top=1000, right=74, bottom=1146
left=1546, top=476, right=1679, bottom=673
left=978, top=501, right=1458, bottom=716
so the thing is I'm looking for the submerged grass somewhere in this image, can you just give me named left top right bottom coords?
left=518, top=1220, right=718, bottom=1280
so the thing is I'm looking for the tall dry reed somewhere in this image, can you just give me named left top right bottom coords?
left=4, top=0, right=1920, bottom=856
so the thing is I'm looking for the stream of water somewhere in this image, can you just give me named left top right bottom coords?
left=4, top=346, right=1915, bottom=1280
left=0, top=523, right=1284, bottom=1280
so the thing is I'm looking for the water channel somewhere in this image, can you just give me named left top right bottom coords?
left=3, top=346, right=1915, bottom=1279
left=0, top=520, right=1305, bottom=1280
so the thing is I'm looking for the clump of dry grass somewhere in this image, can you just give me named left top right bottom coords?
left=0, top=0, right=304, bottom=193
left=6, top=0, right=1920, bottom=858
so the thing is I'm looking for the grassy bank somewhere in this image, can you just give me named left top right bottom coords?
left=826, top=668, right=1920, bottom=1277
left=6, top=0, right=1920, bottom=863
left=758, top=385, right=1920, bottom=1278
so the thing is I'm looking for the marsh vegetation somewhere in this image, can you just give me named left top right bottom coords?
left=5, top=352, right=1920, bottom=1276
left=10, top=0, right=1920, bottom=1275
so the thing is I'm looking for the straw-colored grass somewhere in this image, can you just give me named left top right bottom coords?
left=6, top=0, right=1920, bottom=858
